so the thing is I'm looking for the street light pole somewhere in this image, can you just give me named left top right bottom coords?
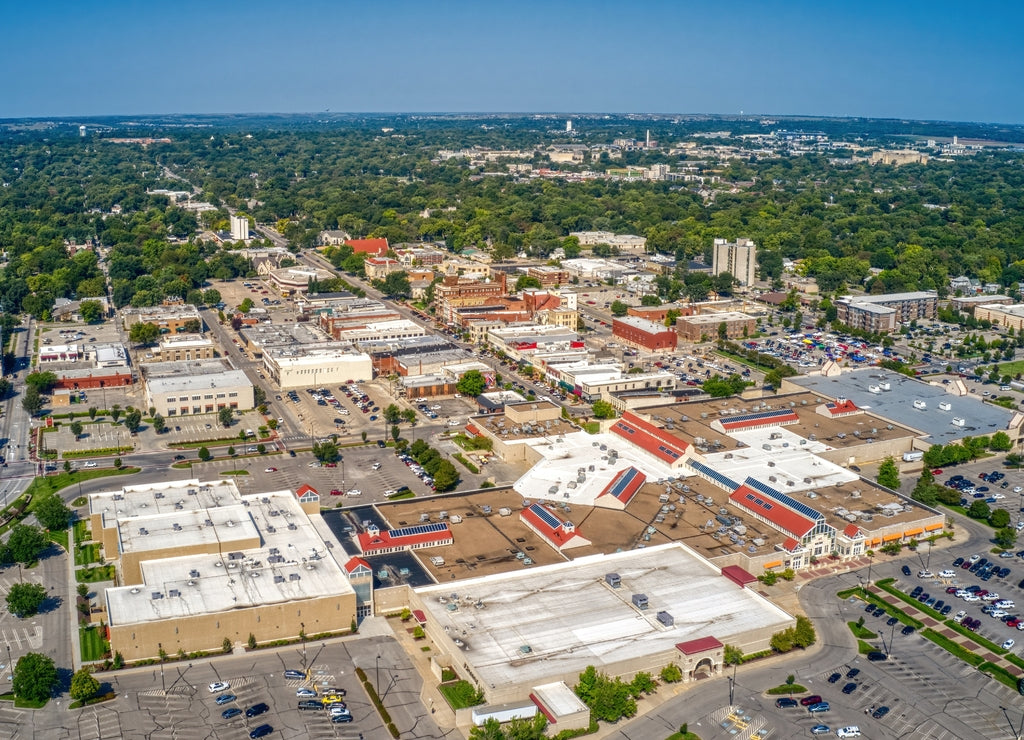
left=375, top=654, right=380, bottom=697
left=300, top=622, right=306, bottom=671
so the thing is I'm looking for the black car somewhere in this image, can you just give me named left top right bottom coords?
left=1000, top=567, right=1012, bottom=578
left=867, top=651, right=889, bottom=661
left=941, top=604, right=952, bottom=615
left=864, top=602, right=877, bottom=614
left=901, top=625, right=916, bottom=635
left=298, top=700, right=324, bottom=711
left=842, top=682, right=858, bottom=694
left=376, top=440, right=386, bottom=448
left=901, top=565, right=912, bottom=576
left=827, top=672, right=841, bottom=683
left=953, top=557, right=964, bottom=567
left=775, top=697, right=798, bottom=708
left=249, top=726, right=273, bottom=739
left=872, top=705, right=891, bottom=719
left=222, top=708, right=242, bottom=719
left=846, top=668, right=860, bottom=678
left=886, top=616, right=898, bottom=626
left=173, top=454, right=185, bottom=461
left=245, top=703, right=269, bottom=718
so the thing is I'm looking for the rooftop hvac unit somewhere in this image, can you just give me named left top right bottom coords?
left=656, top=611, right=674, bottom=627
left=605, top=573, right=621, bottom=588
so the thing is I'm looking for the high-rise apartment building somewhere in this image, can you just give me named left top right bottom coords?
left=230, top=214, right=250, bottom=241
left=712, top=237, right=758, bottom=287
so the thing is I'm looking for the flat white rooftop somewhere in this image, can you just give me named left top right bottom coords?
left=90, top=479, right=241, bottom=528
left=704, top=427, right=858, bottom=492
left=416, top=543, right=794, bottom=691
left=118, top=503, right=258, bottom=555
left=106, top=491, right=354, bottom=626
left=511, top=430, right=677, bottom=507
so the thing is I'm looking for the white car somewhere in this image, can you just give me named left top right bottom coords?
left=995, top=600, right=1016, bottom=609
left=918, top=570, right=934, bottom=578
left=982, top=592, right=1000, bottom=601
left=83, top=461, right=98, bottom=468
left=1004, top=639, right=1016, bottom=650
left=953, top=610, right=967, bottom=623
left=969, top=554, right=982, bottom=563
left=1015, top=487, right=1023, bottom=493
left=208, top=681, right=231, bottom=693
left=990, top=610, right=1008, bottom=619
left=993, top=493, right=1006, bottom=500
left=836, top=728, right=862, bottom=739
left=372, top=463, right=382, bottom=470
left=938, top=569, right=955, bottom=579
left=963, top=594, right=981, bottom=602
left=346, top=489, right=362, bottom=496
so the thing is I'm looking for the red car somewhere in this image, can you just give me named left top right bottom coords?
left=325, top=462, right=337, bottom=468
left=330, top=489, right=344, bottom=495
left=800, top=695, right=823, bottom=706
left=932, top=469, right=943, bottom=475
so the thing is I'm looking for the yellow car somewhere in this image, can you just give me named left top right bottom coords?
left=321, top=695, right=345, bottom=705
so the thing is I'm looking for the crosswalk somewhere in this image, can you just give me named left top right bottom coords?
left=76, top=704, right=122, bottom=740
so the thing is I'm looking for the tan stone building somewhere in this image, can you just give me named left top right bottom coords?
left=153, top=334, right=216, bottom=362
left=92, top=479, right=357, bottom=661
left=676, top=311, right=756, bottom=342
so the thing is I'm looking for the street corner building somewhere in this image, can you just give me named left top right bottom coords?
left=91, top=479, right=357, bottom=661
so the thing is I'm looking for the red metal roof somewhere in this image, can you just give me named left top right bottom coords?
left=412, top=609, right=426, bottom=625
left=521, top=504, right=587, bottom=549
left=729, top=486, right=815, bottom=538
left=343, top=556, right=371, bottom=574
left=464, top=423, right=481, bottom=435
left=782, top=537, right=801, bottom=552
left=530, top=694, right=558, bottom=724
left=611, top=412, right=688, bottom=464
left=843, top=523, right=862, bottom=538
left=346, top=237, right=389, bottom=255
left=827, top=399, right=860, bottom=415
left=721, top=564, right=757, bottom=587
left=357, top=524, right=453, bottom=553
left=675, top=636, right=723, bottom=654
left=296, top=484, right=318, bottom=498
left=597, top=467, right=646, bottom=506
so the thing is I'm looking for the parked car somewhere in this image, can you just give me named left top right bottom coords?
left=872, top=706, right=890, bottom=720
left=841, top=682, right=858, bottom=694
left=215, top=693, right=235, bottom=705
left=221, top=708, right=242, bottom=719
left=284, top=669, right=306, bottom=680
left=800, top=695, right=823, bottom=706
left=249, top=725, right=274, bottom=739
left=245, top=703, right=269, bottom=718
left=209, top=682, right=231, bottom=693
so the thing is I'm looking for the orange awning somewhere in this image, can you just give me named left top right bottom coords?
left=925, top=523, right=943, bottom=531
left=764, top=560, right=783, bottom=569
left=882, top=533, right=902, bottom=542
left=903, top=528, right=924, bottom=537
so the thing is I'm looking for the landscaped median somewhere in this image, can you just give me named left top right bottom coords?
left=839, top=579, right=1023, bottom=690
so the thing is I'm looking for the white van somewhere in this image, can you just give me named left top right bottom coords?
left=837, top=728, right=861, bottom=739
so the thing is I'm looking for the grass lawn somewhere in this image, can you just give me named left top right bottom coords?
left=75, top=543, right=100, bottom=566
left=766, top=683, right=807, bottom=695
left=48, top=529, right=69, bottom=551
left=22, top=468, right=140, bottom=513
left=848, top=621, right=877, bottom=639
left=220, top=470, right=249, bottom=476
left=76, top=565, right=115, bottom=583
left=992, top=360, right=1024, bottom=376
left=73, top=520, right=90, bottom=541
left=438, top=680, right=484, bottom=709
left=80, top=625, right=109, bottom=662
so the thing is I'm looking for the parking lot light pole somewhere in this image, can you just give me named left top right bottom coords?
left=999, top=705, right=1024, bottom=740
left=375, top=654, right=381, bottom=697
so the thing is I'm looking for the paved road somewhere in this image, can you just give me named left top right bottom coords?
left=607, top=513, right=1024, bottom=740
left=1, top=317, right=37, bottom=505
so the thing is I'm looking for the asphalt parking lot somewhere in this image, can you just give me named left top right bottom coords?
left=58, top=633, right=435, bottom=740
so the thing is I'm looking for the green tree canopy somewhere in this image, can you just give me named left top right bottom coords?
left=432, top=459, right=460, bottom=492
left=383, top=403, right=402, bottom=425
left=701, top=374, right=748, bottom=397
left=877, top=457, right=900, bottom=489
left=514, top=275, right=543, bottom=292
left=591, top=400, right=616, bottom=419
left=313, top=441, right=339, bottom=463
left=218, top=406, right=234, bottom=427
left=5, top=583, right=47, bottom=618
left=12, top=653, right=57, bottom=703
left=456, top=369, right=487, bottom=397
left=79, top=300, right=104, bottom=324
left=21, top=387, right=43, bottom=416
left=69, top=668, right=101, bottom=703
left=609, top=300, right=628, bottom=317
left=7, top=525, right=48, bottom=564
left=25, top=371, right=58, bottom=393
left=376, top=271, right=411, bottom=299
left=128, top=322, right=160, bottom=346
left=34, top=496, right=71, bottom=531
left=123, top=408, right=142, bottom=433
left=198, top=446, right=211, bottom=462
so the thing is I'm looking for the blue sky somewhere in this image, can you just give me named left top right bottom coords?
left=4, top=0, right=1023, bottom=123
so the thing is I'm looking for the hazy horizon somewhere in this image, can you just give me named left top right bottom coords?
left=5, top=0, right=1023, bottom=124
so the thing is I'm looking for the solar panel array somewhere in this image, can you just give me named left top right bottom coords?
left=688, top=460, right=739, bottom=491
left=389, top=521, right=451, bottom=540
left=743, top=491, right=774, bottom=511
left=528, top=503, right=564, bottom=530
left=720, top=408, right=799, bottom=428
left=744, top=477, right=823, bottom=522
left=606, top=467, right=645, bottom=501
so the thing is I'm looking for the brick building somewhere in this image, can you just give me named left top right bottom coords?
left=612, top=316, right=678, bottom=352
left=676, top=312, right=756, bottom=342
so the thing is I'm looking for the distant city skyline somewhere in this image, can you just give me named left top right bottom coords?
left=4, top=0, right=1023, bottom=124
